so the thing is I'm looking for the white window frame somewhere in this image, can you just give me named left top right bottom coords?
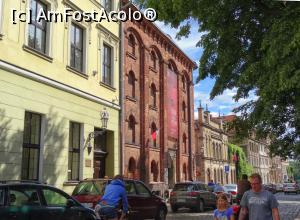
left=0, top=0, right=4, bottom=39
left=67, top=20, right=89, bottom=74
left=24, top=0, right=55, bottom=56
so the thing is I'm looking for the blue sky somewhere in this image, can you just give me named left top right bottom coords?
left=155, top=20, right=255, bottom=119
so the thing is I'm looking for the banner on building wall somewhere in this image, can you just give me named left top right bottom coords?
left=224, top=165, right=230, bottom=173
left=167, top=68, right=178, bottom=138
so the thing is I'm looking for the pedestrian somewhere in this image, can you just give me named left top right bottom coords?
left=95, top=175, right=128, bottom=220
left=238, top=173, right=280, bottom=220
left=237, top=174, right=251, bottom=204
left=214, top=193, right=234, bottom=220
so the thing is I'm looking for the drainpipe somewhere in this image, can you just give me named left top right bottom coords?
left=119, top=1, right=125, bottom=175
left=187, top=81, right=192, bottom=180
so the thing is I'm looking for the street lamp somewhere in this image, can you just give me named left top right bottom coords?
left=85, top=108, right=109, bottom=153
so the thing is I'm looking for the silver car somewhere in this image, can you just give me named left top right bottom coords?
left=283, top=183, right=299, bottom=194
left=169, top=182, right=216, bottom=213
left=224, top=184, right=238, bottom=202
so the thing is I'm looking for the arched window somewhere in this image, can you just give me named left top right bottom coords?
left=214, top=169, right=217, bottom=183
left=150, top=83, right=156, bottom=107
left=151, top=160, right=158, bottom=182
left=151, top=122, right=157, bottom=147
left=183, top=133, right=187, bottom=154
left=128, top=71, right=135, bottom=98
left=128, top=157, right=136, bottom=179
left=150, top=51, right=157, bottom=69
left=128, top=115, right=136, bottom=143
left=183, top=163, right=187, bottom=181
left=128, top=34, right=135, bottom=55
left=182, top=75, right=186, bottom=91
left=182, top=101, right=186, bottom=121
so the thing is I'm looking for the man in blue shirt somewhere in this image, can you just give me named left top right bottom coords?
left=95, top=175, right=128, bottom=220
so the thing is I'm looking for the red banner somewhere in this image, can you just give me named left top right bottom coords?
left=167, top=68, right=178, bottom=138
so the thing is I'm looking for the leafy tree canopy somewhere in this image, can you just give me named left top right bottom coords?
left=228, top=143, right=253, bottom=180
left=137, top=0, right=300, bottom=158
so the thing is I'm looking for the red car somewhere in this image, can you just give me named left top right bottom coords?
left=72, top=178, right=167, bottom=220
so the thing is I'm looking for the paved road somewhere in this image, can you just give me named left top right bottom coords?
left=166, top=192, right=300, bottom=220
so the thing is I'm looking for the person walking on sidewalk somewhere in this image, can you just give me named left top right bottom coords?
left=238, top=173, right=280, bottom=220
left=214, top=193, right=234, bottom=220
left=237, top=174, right=251, bottom=204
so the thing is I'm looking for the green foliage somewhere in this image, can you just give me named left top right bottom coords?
left=289, top=161, right=300, bottom=183
left=136, top=0, right=300, bottom=158
left=228, top=143, right=253, bottom=180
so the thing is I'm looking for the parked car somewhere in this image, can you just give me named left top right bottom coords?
left=72, top=178, right=167, bottom=220
left=275, top=183, right=283, bottom=192
left=283, top=183, right=299, bottom=194
left=223, top=184, right=238, bottom=202
left=0, top=180, right=97, bottom=220
left=169, top=181, right=216, bottom=213
left=263, top=184, right=277, bottom=194
left=213, top=185, right=233, bottom=204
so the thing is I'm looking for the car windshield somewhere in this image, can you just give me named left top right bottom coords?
left=224, top=185, right=236, bottom=190
left=173, top=184, right=193, bottom=191
left=72, top=181, right=106, bottom=195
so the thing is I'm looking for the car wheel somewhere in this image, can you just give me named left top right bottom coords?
left=171, top=205, right=178, bottom=212
left=155, top=207, right=166, bottom=220
left=197, top=199, right=204, bottom=212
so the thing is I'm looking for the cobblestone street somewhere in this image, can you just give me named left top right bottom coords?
left=166, top=192, right=300, bottom=220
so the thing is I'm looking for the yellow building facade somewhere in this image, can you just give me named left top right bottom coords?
left=0, top=0, right=120, bottom=193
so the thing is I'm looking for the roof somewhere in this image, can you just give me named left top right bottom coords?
left=221, top=115, right=237, bottom=123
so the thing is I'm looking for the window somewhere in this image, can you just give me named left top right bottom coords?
left=70, top=23, right=84, bottom=72
left=128, top=34, right=135, bottom=55
left=22, top=112, right=41, bottom=180
left=0, top=188, right=4, bottom=206
left=150, top=84, right=156, bottom=107
left=9, top=188, right=41, bottom=206
left=128, top=157, right=136, bottom=179
left=135, top=182, right=151, bottom=197
left=150, top=51, right=156, bottom=69
left=182, top=101, right=186, bottom=121
left=102, top=44, right=112, bottom=86
left=125, top=181, right=136, bottom=195
left=68, top=122, right=81, bottom=181
left=28, top=0, right=47, bottom=53
left=151, top=122, right=157, bottom=147
left=42, top=189, right=68, bottom=206
left=128, top=115, right=136, bottom=143
left=183, top=134, right=187, bottom=153
left=128, top=71, right=135, bottom=98
left=101, top=0, right=112, bottom=11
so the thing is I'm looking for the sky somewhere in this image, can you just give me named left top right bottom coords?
left=155, top=20, right=255, bottom=119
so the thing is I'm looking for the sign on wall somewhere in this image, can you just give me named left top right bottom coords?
left=167, top=68, right=178, bottom=138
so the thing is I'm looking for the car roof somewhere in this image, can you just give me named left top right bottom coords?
left=174, top=181, right=206, bottom=185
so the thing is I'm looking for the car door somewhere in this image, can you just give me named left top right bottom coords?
left=124, top=180, right=140, bottom=219
left=134, top=181, right=158, bottom=219
left=6, top=185, right=43, bottom=220
left=203, top=184, right=216, bottom=206
left=41, top=186, right=87, bottom=220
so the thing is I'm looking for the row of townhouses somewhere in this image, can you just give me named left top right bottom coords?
left=0, top=0, right=289, bottom=195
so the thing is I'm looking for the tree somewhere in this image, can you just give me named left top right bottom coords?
left=137, top=0, right=300, bottom=158
left=228, top=143, right=253, bottom=180
left=289, top=160, right=300, bottom=182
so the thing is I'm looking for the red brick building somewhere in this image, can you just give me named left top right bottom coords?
left=122, top=4, right=197, bottom=191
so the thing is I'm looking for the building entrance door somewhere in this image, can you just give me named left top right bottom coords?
left=93, top=153, right=106, bottom=178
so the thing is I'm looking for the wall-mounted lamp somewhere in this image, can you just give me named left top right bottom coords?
left=85, top=108, right=109, bottom=153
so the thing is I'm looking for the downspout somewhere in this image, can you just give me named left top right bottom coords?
left=119, top=1, right=125, bottom=175
left=187, top=81, right=192, bottom=180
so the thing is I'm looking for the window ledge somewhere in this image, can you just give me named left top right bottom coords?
left=126, top=96, right=137, bottom=102
left=149, top=66, right=157, bottom=73
left=23, top=45, right=53, bottom=63
left=66, top=66, right=88, bottom=79
left=126, top=52, right=137, bottom=60
left=100, top=82, right=116, bottom=92
left=63, top=181, right=79, bottom=186
left=149, top=105, right=158, bottom=111
left=125, top=143, right=140, bottom=148
left=149, top=147, right=160, bottom=152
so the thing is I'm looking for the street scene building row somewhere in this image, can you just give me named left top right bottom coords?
left=0, top=0, right=289, bottom=194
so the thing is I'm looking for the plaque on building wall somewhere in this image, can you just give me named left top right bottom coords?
left=167, top=68, right=178, bottom=138
left=85, top=159, right=92, bottom=167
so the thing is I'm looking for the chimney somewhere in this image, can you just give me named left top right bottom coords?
left=197, top=101, right=204, bottom=124
left=204, top=104, right=210, bottom=124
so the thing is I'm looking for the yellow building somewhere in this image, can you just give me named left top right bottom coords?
left=0, top=0, right=120, bottom=193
